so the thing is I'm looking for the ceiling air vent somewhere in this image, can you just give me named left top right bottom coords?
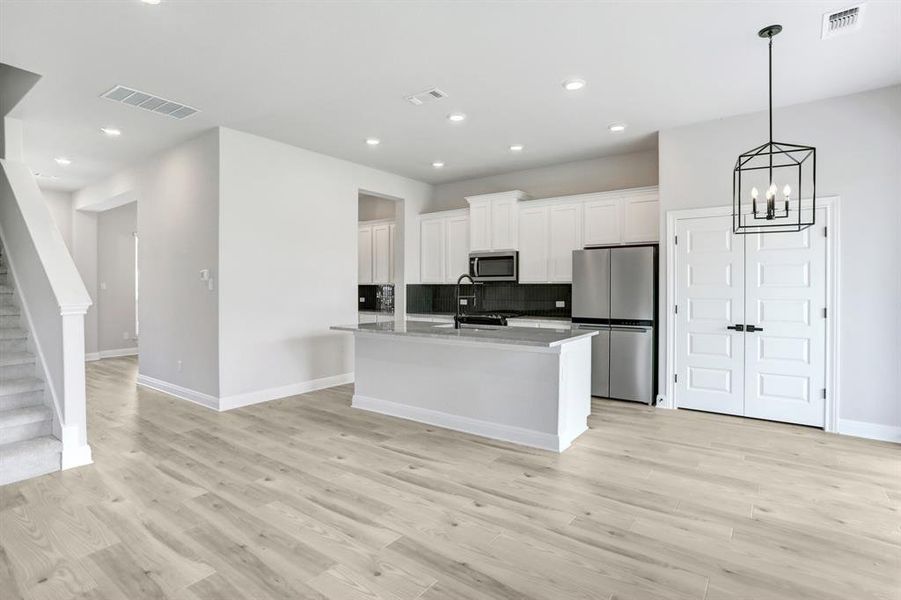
left=821, top=5, right=864, bottom=39
left=405, top=87, right=448, bottom=106
left=101, top=85, right=199, bottom=119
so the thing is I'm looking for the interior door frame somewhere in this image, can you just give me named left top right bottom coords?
left=662, top=197, right=841, bottom=432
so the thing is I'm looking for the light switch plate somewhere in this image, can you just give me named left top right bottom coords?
left=359, top=297, right=365, bottom=303
left=459, top=298, right=468, bottom=305
left=555, top=300, right=565, bottom=308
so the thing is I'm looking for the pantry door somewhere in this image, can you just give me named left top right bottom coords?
left=674, top=214, right=746, bottom=417
left=743, top=208, right=827, bottom=427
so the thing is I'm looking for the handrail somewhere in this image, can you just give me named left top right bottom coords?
left=0, top=159, right=93, bottom=468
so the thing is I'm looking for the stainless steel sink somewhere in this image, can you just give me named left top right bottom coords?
left=432, top=323, right=501, bottom=331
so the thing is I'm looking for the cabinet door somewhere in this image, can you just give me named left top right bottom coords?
left=358, top=226, right=373, bottom=284
left=469, top=201, right=491, bottom=251
left=420, top=218, right=446, bottom=283
left=491, top=198, right=518, bottom=250
left=622, top=194, right=659, bottom=242
left=388, top=223, right=396, bottom=283
left=372, top=224, right=391, bottom=283
left=583, top=198, right=622, bottom=246
left=518, top=206, right=548, bottom=283
left=548, top=203, right=582, bottom=282
left=445, top=215, right=470, bottom=283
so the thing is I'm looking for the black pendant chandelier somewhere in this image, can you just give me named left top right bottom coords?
left=733, top=25, right=816, bottom=235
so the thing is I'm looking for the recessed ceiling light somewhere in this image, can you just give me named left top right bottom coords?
left=563, top=79, right=586, bottom=91
left=365, top=138, right=380, bottom=146
left=141, top=0, right=161, bottom=4
left=101, top=127, right=122, bottom=137
left=432, top=161, right=445, bottom=168
left=608, top=123, right=627, bottom=133
left=509, top=144, right=524, bottom=152
left=447, top=113, right=466, bottom=123
left=55, top=157, right=71, bottom=166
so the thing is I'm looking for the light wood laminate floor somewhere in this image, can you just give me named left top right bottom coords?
left=1, top=356, right=899, bottom=600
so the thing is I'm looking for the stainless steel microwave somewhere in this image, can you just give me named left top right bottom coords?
left=469, top=251, right=518, bottom=282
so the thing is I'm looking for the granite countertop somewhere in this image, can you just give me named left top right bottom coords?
left=331, top=320, right=595, bottom=348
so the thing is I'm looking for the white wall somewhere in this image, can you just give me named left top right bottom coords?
left=429, top=149, right=658, bottom=211
left=218, top=127, right=431, bottom=402
left=74, top=130, right=220, bottom=396
left=659, top=84, right=901, bottom=430
left=97, top=202, right=137, bottom=353
left=359, top=193, right=397, bottom=221
left=41, top=189, right=73, bottom=252
left=70, top=209, right=98, bottom=356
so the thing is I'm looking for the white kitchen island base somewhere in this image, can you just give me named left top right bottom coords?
left=336, top=321, right=595, bottom=452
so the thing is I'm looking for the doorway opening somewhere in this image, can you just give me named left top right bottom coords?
left=357, top=191, right=404, bottom=324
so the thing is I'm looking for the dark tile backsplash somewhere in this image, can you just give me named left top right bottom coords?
left=358, top=284, right=394, bottom=312
left=407, top=283, right=572, bottom=318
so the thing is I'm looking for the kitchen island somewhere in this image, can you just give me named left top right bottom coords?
left=331, top=320, right=596, bottom=452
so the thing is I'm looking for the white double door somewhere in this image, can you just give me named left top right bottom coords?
left=674, top=211, right=826, bottom=427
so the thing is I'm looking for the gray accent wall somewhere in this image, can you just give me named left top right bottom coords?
left=429, top=149, right=658, bottom=211
left=97, top=202, right=136, bottom=353
left=658, top=84, right=901, bottom=429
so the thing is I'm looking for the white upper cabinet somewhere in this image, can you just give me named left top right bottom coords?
left=622, top=193, right=660, bottom=243
left=583, top=196, right=623, bottom=246
left=468, top=201, right=491, bottom=252
left=466, top=191, right=528, bottom=252
left=548, top=202, right=582, bottom=282
left=518, top=205, right=549, bottom=283
left=445, top=214, right=470, bottom=282
left=358, top=226, right=373, bottom=284
left=419, top=210, right=469, bottom=284
left=372, top=223, right=391, bottom=284
left=359, top=219, right=395, bottom=284
left=389, top=223, right=396, bottom=283
left=420, top=217, right=446, bottom=283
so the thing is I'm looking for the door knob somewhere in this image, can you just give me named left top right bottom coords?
left=726, top=324, right=745, bottom=331
left=746, top=324, right=764, bottom=332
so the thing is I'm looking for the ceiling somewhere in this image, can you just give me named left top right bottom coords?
left=1, top=1, right=899, bottom=192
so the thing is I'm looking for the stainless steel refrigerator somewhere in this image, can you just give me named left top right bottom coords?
left=572, top=245, right=657, bottom=404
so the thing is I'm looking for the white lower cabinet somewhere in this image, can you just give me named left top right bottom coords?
left=419, top=210, right=470, bottom=284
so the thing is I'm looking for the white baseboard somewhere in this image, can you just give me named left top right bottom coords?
left=838, top=419, right=901, bottom=444
left=219, top=373, right=354, bottom=411
left=136, top=373, right=219, bottom=410
left=85, top=347, right=137, bottom=362
left=352, top=393, right=566, bottom=452
left=61, top=443, right=93, bottom=470
left=99, top=347, right=137, bottom=359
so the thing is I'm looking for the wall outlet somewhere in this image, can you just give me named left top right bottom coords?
left=459, top=298, right=468, bottom=305
left=122, top=331, right=130, bottom=340
left=177, top=360, right=183, bottom=372
left=100, top=282, right=107, bottom=290
left=555, top=300, right=566, bottom=308
left=359, top=297, right=365, bottom=303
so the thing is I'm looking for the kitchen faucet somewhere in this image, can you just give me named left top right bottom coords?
left=454, top=273, right=477, bottom=329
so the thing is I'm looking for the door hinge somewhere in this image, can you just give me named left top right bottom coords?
left=822, top=388, right=827, bottom=399
left=824, top=226, right=828, bottom=237
left=823, top=307, right=827, bottom=318
left=674, top=235, right=678, bottom=245
left=674, top=373, right=678, bottom=383
left=674, top=304, right=678, bottom=314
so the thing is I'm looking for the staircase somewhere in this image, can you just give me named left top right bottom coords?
left=0, top=245, right=61, bottom=485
